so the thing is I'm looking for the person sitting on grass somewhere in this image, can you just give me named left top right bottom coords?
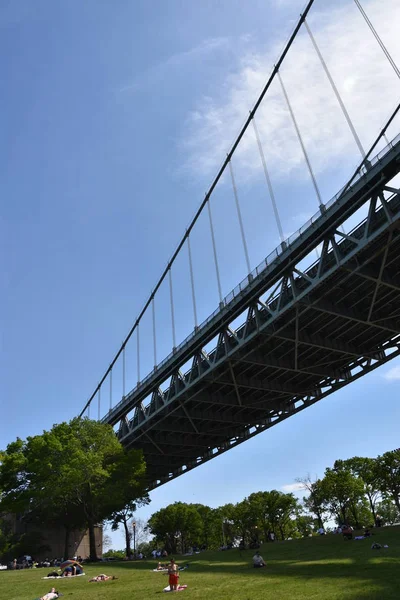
left=253, top=552, right=266, bottom=568
left=88, top=574, right=117, bottom=582
left=342, top=525, right=353, bottom=540
left=167, top=558, right=180, bottom=591
left=61, top=564, right=83, bottom=577
left=364, top=528, right=371, bottom=538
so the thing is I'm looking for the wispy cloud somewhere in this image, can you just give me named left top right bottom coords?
left=281, top=482, right=305, bottom=493
left=119, top=37, right=233, bottom=94
left=179, top=0, right=400, bottom=182
left=383, top=365, right=400, bottom=381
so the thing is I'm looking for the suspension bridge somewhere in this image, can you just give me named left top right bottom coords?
left=80, top=0, right=400, bottom=490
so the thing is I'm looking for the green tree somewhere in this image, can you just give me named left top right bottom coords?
left=147, top=502, right=203, bottom=554
left=192, top=504, right=217, bottom=549
left=320, top=467, right=365, bottom=526
left=232, top=500, right=255, bottom=546
left=214, top=504, right=237, bottom=547
left=273, top=492, right=300, bottom=540
left=297, top=476, right=326, bottom=528
left=375, top=450, right=400, bottom=512
left=295, top=514, right=315, bottom=537
left=0, top=435, right=87, bottom=558
left=244, top=490, right=299, bottom=541
left=375, top=498, right=400, bottom=525
left=0, top=418, right=148, bottom=561
left=109, top=502, right=150, bottom=558
left=335, top=458, right=381, bottom=524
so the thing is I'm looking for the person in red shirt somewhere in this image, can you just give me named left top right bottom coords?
left=167, top=558, right=179, bottom=591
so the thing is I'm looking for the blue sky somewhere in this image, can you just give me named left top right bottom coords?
left=1, top=0, right=400, bottom=550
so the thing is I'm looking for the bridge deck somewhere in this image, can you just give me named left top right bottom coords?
left=104, top=138, right=400, bottom=489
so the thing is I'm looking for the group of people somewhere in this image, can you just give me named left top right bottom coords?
left=151, top=549, right=168, bottom=559
left=37, top=570, right=116, bottom=599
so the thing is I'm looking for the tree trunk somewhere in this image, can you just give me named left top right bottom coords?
left=123, top=518, right=132, bottom=557
left=367, top=493, right=377, bottom=524
left=88, top=520, right=98, bottom=561
left=63, top=525, right=70, bottom=560
left=279, top=524, right=284, bottom=540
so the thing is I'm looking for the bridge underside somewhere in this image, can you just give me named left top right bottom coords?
left=105, top=142, right=400, bottom=490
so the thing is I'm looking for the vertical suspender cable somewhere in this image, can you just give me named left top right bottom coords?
left=169, top=268, right=176, bottom=349
left=79, top=1, right=318, bottom=419
left=228, top=159, right=251, bottom=274
left=252, top=116, right=285, bottom=244
left=304, top=19, right=366, bottom=158
left=207, top=200, right=223, bottom=305
left=88, top=401, right=90, bottom=419
left=278, top=69, right=323, bottom=208
left=98, top=387, right=101, bottom=421
left=122, top=345, right=126, bottom=398
left=109, top=368, right=113, bottom=411
left=136, top=324, right=141, bottom=385
left=152, top=296, right=157, bottom=368
left=354, top=0, right=400, bottom=79
left=187, top=236, right=198, bottom=328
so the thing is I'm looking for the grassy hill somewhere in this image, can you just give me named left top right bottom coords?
left=1, top=526, right=399, bottom=600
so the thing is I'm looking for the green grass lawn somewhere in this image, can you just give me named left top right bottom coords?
left=1, top=526, right=399, bottom=600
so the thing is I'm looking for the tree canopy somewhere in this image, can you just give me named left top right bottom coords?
left=0, top=418, right=148, bottom=560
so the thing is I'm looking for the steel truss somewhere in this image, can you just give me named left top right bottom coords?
left=104, top=140, right=400, bottom=490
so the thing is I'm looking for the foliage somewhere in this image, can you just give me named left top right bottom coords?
left=319, top=466, right=366, bottom=526
left=0, top=418, right=148, bottom=561
left=374, top=450, right=400, bottom=512
left=102, top=548, right=126, bottom=559
left=147, top=502, right=203, bottom=554
left=376, top=498, right=400, bottom=525
left=335, top=457, right=381, bottom=523
left=293, top=514, right=315, bottom=538
left=109, top=504, right=150, bottom=557
left=102, top=533, right=113, bottom=552
left=297, top=476, right=327, bottom=528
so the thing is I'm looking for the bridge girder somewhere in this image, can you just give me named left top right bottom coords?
left=100, top=142, right=400, bottom=490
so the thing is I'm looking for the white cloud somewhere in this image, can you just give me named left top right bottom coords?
left=179, top=0, right=400, bottom=182
left=383, top=365, right=400, bottom=381
left=119, top=37, right=232, bottom=94
left=281, top=482, right=305, bottom=493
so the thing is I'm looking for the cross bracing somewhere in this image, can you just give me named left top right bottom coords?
left=101, top=137, right=400, bottom=489
left=76, top=0, right=400, bottom=489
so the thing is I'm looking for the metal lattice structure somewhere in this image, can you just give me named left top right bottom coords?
left=79, top=0, right=400, bottom=490
left=104, top=138, right=400, bottom=489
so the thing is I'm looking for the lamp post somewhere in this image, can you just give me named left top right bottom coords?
left=132, top=521, right=136, bottom=557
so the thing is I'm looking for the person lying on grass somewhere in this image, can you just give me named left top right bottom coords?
left=88, top=574, right=118, bottom=582
left=37, top=587, right=61, bottom=600
left=253, top=552, right=266, bottom=568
